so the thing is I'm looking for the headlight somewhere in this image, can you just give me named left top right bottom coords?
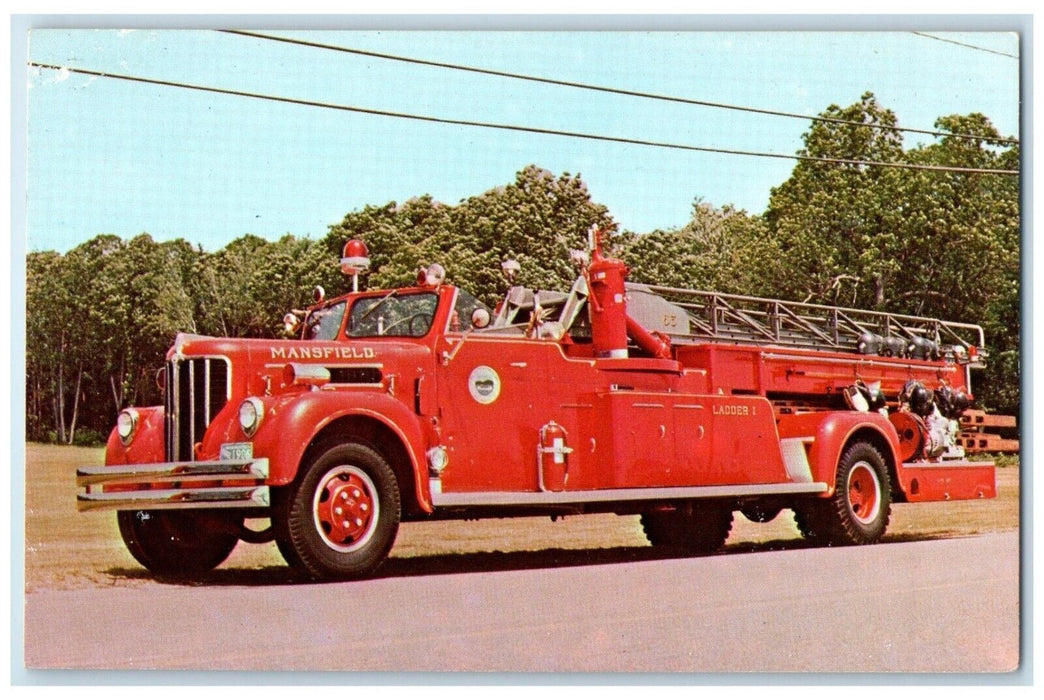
left=116, top=409, right=140, bottom=446
left=238, top=397, right=265, bottom=437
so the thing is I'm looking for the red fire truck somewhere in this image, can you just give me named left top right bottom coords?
left=78, top=228, right=996, bottom=581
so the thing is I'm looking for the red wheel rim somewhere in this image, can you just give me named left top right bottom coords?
left=312, top=465, right=379, bottom=553
left=847, top=461, right=881, bottom=525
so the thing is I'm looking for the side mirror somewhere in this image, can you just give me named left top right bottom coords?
left=471, top=308, right=491, bottom=329
left=313, top=286, right=326, bottom=304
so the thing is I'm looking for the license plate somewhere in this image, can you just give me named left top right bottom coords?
left=220, top=442, right=253, bottom=462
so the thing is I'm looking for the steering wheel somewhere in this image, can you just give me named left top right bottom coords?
left=382, top=313, right=432, bottom=336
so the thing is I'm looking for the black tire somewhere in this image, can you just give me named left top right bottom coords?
left=739, top=503, right=783, bottom=524
left=281, top=443, right=400, bottom=581
left=641, top=502, right=733, bottom=554
left=805, top=441, right=892, bottom=546
left=270, top=485, right=308, bottom=574
left=641, top=510, right=682, bottom=548
left=793, top=503, right=832, bottom=544
left=117, top=510, right=240, bottom=577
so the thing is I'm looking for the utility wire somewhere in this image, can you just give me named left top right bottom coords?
left=221, top=29, right=1020, bottom=147
left=28, top=62, right=1020, bottom=177
left=911, top=31, right=1019, bottom=59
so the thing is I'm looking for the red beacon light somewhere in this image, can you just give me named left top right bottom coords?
left=340, top=239, right=371, bottom=292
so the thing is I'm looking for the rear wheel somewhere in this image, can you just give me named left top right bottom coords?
left=793, top=503, right=831, bottom=543
left=117, top=510, right=240, bottom=576
left=797, top=441, right=891, bottom=546
left=279, top=443, right=401, bottom=581
left=641, top=501, right=733, bottom=554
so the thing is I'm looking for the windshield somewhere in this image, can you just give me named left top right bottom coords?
left=305, top=300, right=347, bottom=340
left=347, top=292, right=439, bottom=338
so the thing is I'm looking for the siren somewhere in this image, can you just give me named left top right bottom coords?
left=425, top=263, right=446, bottom=287
left=340, top=239, right=371, bottom=292
left=415, top=262, right=447, bottom=288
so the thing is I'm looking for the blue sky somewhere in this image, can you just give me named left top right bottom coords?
left=24, top=26, right=1020, bottom=253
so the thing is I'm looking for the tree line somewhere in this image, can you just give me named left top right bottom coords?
left=25, top=93, right=1019, bottom=443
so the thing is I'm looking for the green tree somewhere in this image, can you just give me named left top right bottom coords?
left=198, top=234, right=342, bottom=338
left=765, top=92, right=905, bottom=307
left=886, top=115, right=1018, bottom=319
left=892, top=115, right=1020, bottom=413
left=449, top=166, right=616, bottom=304
left=620, top=199, right=776, bottom=295
left=34, top=235, right=128, bottom=443
left=325, top=166, right=616, bottom=305
left=116, top=235, right=199, bottom=411
left=26, top=251, right=65, bottom=441
left=766, top=96, right=1020, bottom=414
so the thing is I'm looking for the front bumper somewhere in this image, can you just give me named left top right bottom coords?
left=76, top=458, right=270, bottom=511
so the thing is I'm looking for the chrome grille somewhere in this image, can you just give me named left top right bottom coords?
left=165, top=357, right=231, bottom=461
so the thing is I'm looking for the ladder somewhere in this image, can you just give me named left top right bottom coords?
left=629, top=282, right=986, bottom=362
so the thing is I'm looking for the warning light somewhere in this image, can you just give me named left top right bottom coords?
left=340, top=239, right=371, bottom=292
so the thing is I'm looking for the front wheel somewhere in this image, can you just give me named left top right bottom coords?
left=117, top=510, right=240, bottom=577
left=280, top=443, right=401, bottom=581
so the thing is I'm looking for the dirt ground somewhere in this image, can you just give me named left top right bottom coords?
left=23, top=443, right=1021, bottom=592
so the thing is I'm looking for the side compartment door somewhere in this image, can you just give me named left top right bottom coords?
left=671, top=397, right=711, bottom=484
left=434, top=336, right=548, bottom=493
left=705, top=395, right=790, bottom=485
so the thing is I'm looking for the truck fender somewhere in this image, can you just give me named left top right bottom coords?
left=776, top=411, right=901, bottom=496
left=103, top=405, right=165, bottom=467
left=245, top=391, right=434, bottom=512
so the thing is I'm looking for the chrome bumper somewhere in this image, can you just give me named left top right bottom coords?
left=76, top=458, right=270, bottom=512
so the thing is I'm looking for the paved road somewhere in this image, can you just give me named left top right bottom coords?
left=24, top=531, right=1019, bottom=674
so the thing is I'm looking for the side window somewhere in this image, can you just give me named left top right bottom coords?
left=307, top=301, right=347, bottom=340
left=450, top=289, right=492, bottom=333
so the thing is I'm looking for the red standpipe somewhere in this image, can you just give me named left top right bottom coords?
left=587, top=238, right=630, bottom=359
left=586, top=228, right=674, bottom=360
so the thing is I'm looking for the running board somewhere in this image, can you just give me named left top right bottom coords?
left=429, top=480, right=828, bottom=508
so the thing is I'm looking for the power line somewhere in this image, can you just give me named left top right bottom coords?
left=911, top=32, right=1019, bottom=59
left=221, top=29, right=1020, bottom=147
left=28, top=62, right=1020, bottom=177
